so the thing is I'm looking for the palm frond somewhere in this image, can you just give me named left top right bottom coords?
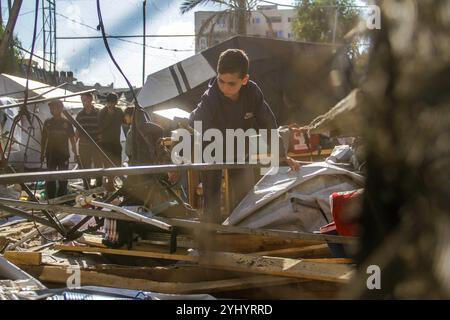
left=180, top=0, right=210, bottom=14
left=197, top=10, right=230, bottom=45
left=180, top=0, right=231, bottom=14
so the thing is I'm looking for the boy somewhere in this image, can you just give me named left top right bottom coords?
left=189, top=49, right=300, bottom=224
left=98, top=92, right=124, bottom=166
left=41, top=99, right=77, bottom=199
left=76, top=92, right=102, bottom=186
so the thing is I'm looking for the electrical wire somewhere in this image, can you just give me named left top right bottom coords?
left=96, top=0, right=141, bottom=106
left=56, top=12, right=194, bottom=52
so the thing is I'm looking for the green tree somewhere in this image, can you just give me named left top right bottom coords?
left=0, top=24, right=24, bottom=74
left=292, top=0, right=359, bottom=44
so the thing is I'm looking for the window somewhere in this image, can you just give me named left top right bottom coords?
left=217, top=17, right=226, bottom=28
left=288, top=33, right=292, bottom=38
left=269, top=16, right=282, bottom=23
left=254, top=17, right=261, bottom=24
left=199, top=37, right=207, bottom=50
left=288, top=17, right=293, bottom=23
left=277, top=30, right=284, bottom=37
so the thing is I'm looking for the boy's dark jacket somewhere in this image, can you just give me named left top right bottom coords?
left=189, top=78, right=286, bottom=157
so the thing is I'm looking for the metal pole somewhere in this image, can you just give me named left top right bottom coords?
left=53, top=0, right=56, bottom=73
left=142, top=0, right=146, bottom=87
left=77, top=195, right=172, bottom=231
left=0, top=197, right=139, bottom=222
left=332, top=2, right=338, bottom=44
left=0, top=163, right=267, bottom=184
left=42, top=0, right=45, bottom=69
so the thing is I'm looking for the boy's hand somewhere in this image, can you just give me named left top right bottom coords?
left=286, top=156, right=301, bottom=172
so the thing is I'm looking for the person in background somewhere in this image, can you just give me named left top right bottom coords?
left=41, top=99, right=77, bottom=199
left=76, top=92, right=102, bottom=187
left=98, top=92, right=124, bottom=166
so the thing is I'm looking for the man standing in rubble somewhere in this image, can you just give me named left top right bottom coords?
left=76, top=92, right=102, bottom=187
left=98, top=92, right=124, bottom=166
left=41, top=99, right=77, bottom=199
left=189, top=49, right=300, bottom=224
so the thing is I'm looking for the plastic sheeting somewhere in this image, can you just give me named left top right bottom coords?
left=224, top=162, right=364, bottom=232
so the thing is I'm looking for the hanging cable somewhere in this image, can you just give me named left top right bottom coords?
left=96, top=0, right=139, bottom=105
left=56, top=12, right=194, bottom=52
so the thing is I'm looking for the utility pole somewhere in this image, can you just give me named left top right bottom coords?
left=142, top=0, right=147, bottom=87
left=0, top=0, right=23, bottom=63
left=332, top=2, right=338, bottom=44
left=42, top=0, right=56, bottom=73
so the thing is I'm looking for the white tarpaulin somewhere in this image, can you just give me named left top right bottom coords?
left=0, top=74, right=82, bottom=169
left=223, top=162, right=364, bottom=232
left=137, top=54, right=216, bottom=108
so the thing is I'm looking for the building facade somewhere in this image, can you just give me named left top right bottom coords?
left=195, top=5, right=296, bottom=53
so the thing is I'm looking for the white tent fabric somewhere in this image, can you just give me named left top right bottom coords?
left=137, top=54, right=216, bottom=108
left=0, top=73, right=82, bottom=110
left=0, top=74, right=82, bottom=169
left=223, top=162, right=364, bottom=232
left=0, top=97, right=21, bottom=153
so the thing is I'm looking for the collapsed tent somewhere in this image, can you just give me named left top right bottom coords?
left=223, top=150, right=364, bottom=233
left=0, top=73, right=83, bottom=170
left=138, top=36, right=354, bottom=125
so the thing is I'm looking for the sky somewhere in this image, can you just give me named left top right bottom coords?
left=1, top=0, right=359, bottom=88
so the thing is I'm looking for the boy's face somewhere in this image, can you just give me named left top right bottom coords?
left=81, top=95, right=93, bottom=108
left=49, top=104, right=63, bottom=117
left=217, top=72, right=249, bottom=101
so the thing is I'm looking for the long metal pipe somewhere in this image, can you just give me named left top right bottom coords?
left=77, top=195, right=171, bottom=231
left=0, top=197, right=134, bottom=222
left=0, top=163, right=265, bottom=184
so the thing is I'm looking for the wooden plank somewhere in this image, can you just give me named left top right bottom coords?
left=4, top=251, right=42, bottom=266
left=159, top=217, right=356, bottom=245
left=199, top=252, right=354, bottom=283
left=21, top=265, right=299, bottom=294
left=254, top=244, right=331, bottom=258
left=55, top=245, right=353, bottom=283
left=77, top=234, right=107, bottom=248
left=208, top=233, right=323, bottom=253
left=78, top=232, right=322, bottom=253
left=54, top=244, right=198, bottom=262
left=301, top=258, right=353, bottom=264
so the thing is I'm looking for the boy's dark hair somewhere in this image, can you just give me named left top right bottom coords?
left=217, top=49, right=249, bottom=78
left=106, top=92, right=119, bottom=103
left=48, top=99, right=63, bottom=109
